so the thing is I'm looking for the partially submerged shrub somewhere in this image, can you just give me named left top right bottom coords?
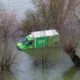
left=0, top=43, right=17, bottom=72
left=0, top=7, right=18, bottom=72
left=0, top=28, right=17, bottom=72
left=0, top=71, right=15, bottom=80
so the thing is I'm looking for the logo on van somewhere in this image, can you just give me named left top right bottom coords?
left=38, top=40, right=45, bottom=44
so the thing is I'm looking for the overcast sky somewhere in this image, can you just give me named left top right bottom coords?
left=0, top=0, right=34, bottom=20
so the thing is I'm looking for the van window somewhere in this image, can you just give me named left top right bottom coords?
left=26, top=41, right=33, bottom=46
left=21, top=38, right=29, bottom=45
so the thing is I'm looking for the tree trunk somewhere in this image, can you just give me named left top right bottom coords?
left=70, top=54, right=80, bottom=67
left=67, top=52, right=80, bottom=67
left=64, top=47, right=80, bottom=67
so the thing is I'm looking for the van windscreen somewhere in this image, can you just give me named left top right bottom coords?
left=21, top=38, right=29, bottom=45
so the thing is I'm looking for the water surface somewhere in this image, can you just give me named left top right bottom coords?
left=2, top=38, right=80, bottom=80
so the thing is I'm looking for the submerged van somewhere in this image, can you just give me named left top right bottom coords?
left=17, top=30, right=59, bottom=50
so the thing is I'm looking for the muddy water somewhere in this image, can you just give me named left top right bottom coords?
left=2, top=38, right=80, bottom=80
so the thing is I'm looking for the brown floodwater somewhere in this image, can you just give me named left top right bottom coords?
left=1, top=38, right=80, bottom=80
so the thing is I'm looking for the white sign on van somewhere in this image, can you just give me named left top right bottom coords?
left=38, top=40, right=45, bottom=44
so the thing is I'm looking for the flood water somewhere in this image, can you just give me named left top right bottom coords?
left=2, top=38, right=80, bottom=80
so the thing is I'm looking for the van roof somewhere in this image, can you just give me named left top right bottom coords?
left=30, top=29, right=59, bottom=38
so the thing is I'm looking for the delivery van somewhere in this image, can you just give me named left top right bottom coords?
left=17, top=29, right=59, bottom=50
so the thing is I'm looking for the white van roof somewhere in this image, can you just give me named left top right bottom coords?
left=30, top=29, right=59, bottom=38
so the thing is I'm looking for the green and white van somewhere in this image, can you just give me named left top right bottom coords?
left=17, top=30, right=59, bottom=50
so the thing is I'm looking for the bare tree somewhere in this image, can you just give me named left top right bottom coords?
left=32, top=0, right=80, bottom=66
left=0, top=5, right=18, bottom=72
left=22, top=10, right=44, bottom=35
left=21, top=0, right=80, bottom=66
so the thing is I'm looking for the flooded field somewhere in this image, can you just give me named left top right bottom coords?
left=1, top=38, right=80, bottom=80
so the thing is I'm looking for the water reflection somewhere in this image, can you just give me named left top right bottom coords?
left=32, top=56, right=55, bottom=69
left=26, top=47, right=59, bottom=69
left=31, top=68, right=49, bottom=80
